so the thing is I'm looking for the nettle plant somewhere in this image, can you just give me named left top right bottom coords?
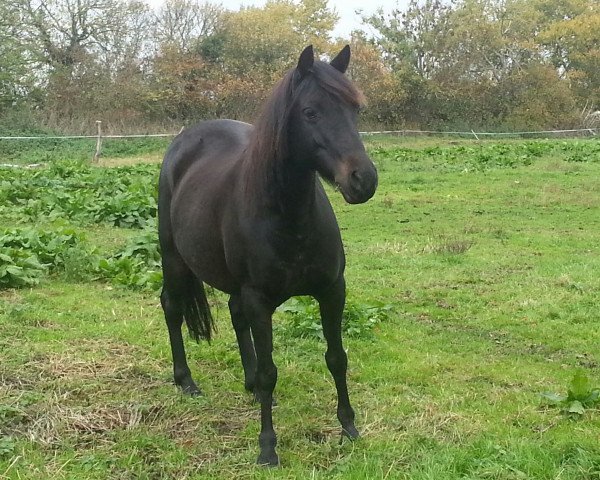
left=0, top=161, right=158, bottom=229
left=0, top=227, right=92, bottom=288
left=0, top=225, right=162, bottom=291
left=96, top=226, right=162, bottom=291
left=276, top=296, right=393, bottom=340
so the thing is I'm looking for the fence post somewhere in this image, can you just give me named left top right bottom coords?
left=93, top=120, right=102, bottom=163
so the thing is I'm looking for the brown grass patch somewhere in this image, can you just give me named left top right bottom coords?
left=0, top=289, right=23, bottom=304
left=12, top=396, right=166, bottom=446
left=365, top=241, right=410, bottom=255
left=23, top=340, right=160, bottom=384
left=422, top=236, right=474, bottom=255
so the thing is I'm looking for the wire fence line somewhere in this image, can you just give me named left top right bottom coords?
left=0, top=126, right=596, bottom=168
left=0, top=133, right=176, bottom=140
left=0, top=127, right=597, bottom=141
left=360, top=128, right=598, bottom=137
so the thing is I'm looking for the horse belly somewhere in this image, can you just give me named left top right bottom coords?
left=173, top=224, right=238, bottom=293
left=170, top=171, right=239, bottom=294
left=182, top=241, right=237, bottom=294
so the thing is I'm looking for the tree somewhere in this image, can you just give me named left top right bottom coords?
left=501, top=63, right=579, bottom=129
left=360, top=0, right=584, bottom=129
left=3, top=0, right=152, bottom=130
left=363, top=0, right=453, bottom=78
left=154, top=0, right=225, bottom=52
left=336, top=34, right=417, bottom=128
left=536, top=0, right=600, bottom=104
left=0, top=3, right=33, bottom=111
left=7, top=0, right=150, bottom=71
left=217, top=0, right=338, bottom=77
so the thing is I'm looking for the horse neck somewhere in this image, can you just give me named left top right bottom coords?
left=276, top=155, right=317, bottom=222
left=243, top=147, right=317, bottom=223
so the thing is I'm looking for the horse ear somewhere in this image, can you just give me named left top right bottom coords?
left=297, top=45, right=314, bottom=77
left=330, top=45, right=351, bottom=74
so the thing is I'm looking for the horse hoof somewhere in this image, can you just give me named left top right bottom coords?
left=177, top=380, right=202, bottom=396
left=257, top=452, right=279, bottom=467
left=184, top=386, right=202, bottom=397
left=341, top=425, right=360, bottom=442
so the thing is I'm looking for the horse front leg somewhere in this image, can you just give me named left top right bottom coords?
left=241, top=287, right=279, bottom=466
left=317, top=277, right=359, bottom=440
left=229, top=294, right=257, bottom=393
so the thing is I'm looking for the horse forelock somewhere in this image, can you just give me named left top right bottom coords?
left=309, top=61, right=366, bottom=108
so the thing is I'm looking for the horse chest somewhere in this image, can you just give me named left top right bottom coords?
left=268, top=233, right=340, bottom=295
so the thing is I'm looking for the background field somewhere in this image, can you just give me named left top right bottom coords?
left=1, top=138, right=600, bottom=479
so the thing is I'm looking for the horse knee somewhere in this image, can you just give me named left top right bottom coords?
left=257, top=364, right=278, bottom=394
left=325, top=348, right=347, bottom=377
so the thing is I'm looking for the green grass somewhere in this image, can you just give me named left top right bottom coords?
left=1, top=139, right=600, bottom=478
left=1, top=132, right=573, bottom=166
left=0, top=137, right=172, bottom=165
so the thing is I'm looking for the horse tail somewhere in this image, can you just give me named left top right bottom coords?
left=183, top=276, right=215, bottom=342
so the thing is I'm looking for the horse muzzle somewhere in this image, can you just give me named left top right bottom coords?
left=337, top=162, right=378, bottom=204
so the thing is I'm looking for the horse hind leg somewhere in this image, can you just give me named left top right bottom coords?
left=161, top=252, right=213, bottom=396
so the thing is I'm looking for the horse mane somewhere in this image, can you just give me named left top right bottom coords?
left=244, top=60, right=365, bottom=204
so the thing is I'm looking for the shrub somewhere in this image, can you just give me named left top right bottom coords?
left=277, top=296, right=392, bottom=340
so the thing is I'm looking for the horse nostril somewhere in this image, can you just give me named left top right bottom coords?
left=341, top=164, right=377, bottom=203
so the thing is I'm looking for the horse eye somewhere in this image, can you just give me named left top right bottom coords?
left=303, top=108, right=318, bottom=120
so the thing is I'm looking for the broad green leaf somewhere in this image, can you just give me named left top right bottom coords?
left=540, top=392, right=567, bottom=404
left=583, top=389, right=600, bottom=405
left=567, top=400, right=585, bottom=415
left=568, top=370, right=591, bottom=401
left=5, top=265, right=23, bottom=275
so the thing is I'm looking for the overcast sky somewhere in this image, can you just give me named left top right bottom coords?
left=147, top=0, right=409, bottom=38
left=214, top=0, right=407, bottom=37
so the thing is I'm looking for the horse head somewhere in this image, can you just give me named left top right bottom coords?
left=288, top=45, right=378, bottom=204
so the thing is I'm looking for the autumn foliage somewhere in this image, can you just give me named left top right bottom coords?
left=0, top=0, right=598, bottom=133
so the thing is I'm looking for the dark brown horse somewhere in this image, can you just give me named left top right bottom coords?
left=158, top=45, right=377, bottom=466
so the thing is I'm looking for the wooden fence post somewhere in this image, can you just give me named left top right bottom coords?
left=93, top=120, right=103, bottom=163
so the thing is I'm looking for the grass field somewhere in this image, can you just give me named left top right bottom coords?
left=1, top=138, right=600, bottom=479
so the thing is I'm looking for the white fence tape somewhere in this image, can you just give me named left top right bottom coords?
left=359, top=128, right=598, bottom=136
left=0, top=133, right=176, bottom=140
